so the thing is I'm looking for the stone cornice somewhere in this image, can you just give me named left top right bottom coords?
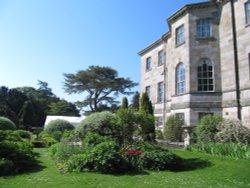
left=138, top=32, right=170, bottom=56
left=167, top=1, right=216, bottom=25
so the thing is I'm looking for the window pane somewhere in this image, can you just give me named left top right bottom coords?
left=246, top=2, right=250, bottom=24
left=197, top=19, right=212, bottom=38
left=176, top=25, right=185, bottom=45
left=197, top=58, right=214, bottom=91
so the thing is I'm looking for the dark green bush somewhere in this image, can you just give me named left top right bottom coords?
left=49, top=142, right=83, bottom=162
left=0, top=130, right=22, bottom=142
left=32, top=140, right=45, bottom=148
left=196, top=115, right=223, bottom=143
left=87, top=141, right=127, bottom=173
left=66, top=154, right=90, bottom=172
left=155, top=130, right=164, bottom=140
left=164, top=115, right=183, bottom=142
left=82, top=132, right=112, bottom=148
left=0, top=158, right=15, bottom=176
left=14, top=130, right=32, bottom=140
left=215, top=119, right=250, bottom=144
left=76, top=111, right=117, bottom=140
left=137, top=112, right=155, bottom=142
left=0, top=140, right=38, bottom=175
left=0, top=117, right=16, bottom=130
left=44, top=119, right=74, bottom=133
left=38, top=131, right=58, bottom=147
left=113, top=108, right=138, bottom=144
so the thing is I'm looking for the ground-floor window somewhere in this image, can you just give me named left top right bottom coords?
left=198, top=112, right=213, bottom=122
left=176, top=113, right=185, bottom=125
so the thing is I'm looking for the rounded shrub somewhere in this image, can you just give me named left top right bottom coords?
left=87, top=141, right=127, bottom=173
left=44, top=119, right=74, bottom=133
left=75, top=111, right=117, bottom=140
left=215, top=119, right=250, bottom=144
left=14, top=130, right=32, bottom=140
left=196, top=115, right=223, bottom=143
left=164, top=115, right=182, bottom=142
left=0, top=117, right=16, bottom=130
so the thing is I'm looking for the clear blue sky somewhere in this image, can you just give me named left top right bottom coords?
left=0, top=0, right=206, bottom=102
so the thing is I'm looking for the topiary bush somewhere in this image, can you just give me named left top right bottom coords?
left=215, top=119, right=250, bottom=144
left=14, top=130, right=32, bottom=140
left=0, top=117, right=16, bottom=130
left=137, top=112, right=155, bottom=142
left=75, top=111, right=118, bottom=140
left=83, top=141, right=128, bottom=174
left=0, top=130, right=38, bottom=175
left=44, top=119, right=74, bottom=133
left=164, top=115, right=183, bottom=142
left=196, top=115, right=223, bottom=143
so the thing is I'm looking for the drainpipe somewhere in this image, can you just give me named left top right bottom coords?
left=230, top=0, right=241, bottom=120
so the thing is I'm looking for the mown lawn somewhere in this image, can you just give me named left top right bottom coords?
left=0, top=148, right=250, bottom=188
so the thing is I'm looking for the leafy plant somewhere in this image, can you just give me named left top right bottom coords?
left=164, top=115, right=182, bottom=142
left=44, top=119, right=74, bottom=133
left=196, top=115, right=223, bottom=143
left=215, top=119, right=250, bottom=144
left=187, top=142, right=250, bottom=160
left=75, top=111, right=118, bottom=140
left=137, top=112, right=155, bottom=142
left=0, top=116, right=16, bottom=130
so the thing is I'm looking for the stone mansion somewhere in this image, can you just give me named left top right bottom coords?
left=139, top=0, right=250, bottom=129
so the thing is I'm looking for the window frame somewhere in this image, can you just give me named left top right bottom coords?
left=146, top=57, right=152, bottom=72
left=158, top=50, right=165, bottom=66
left=246, top=2, right=250, bottom=25
left=196, top=18, right=212, bottom=38
left=157, top=82, right=164, bottom=103
left=197, top=58, right=214, bottom=92
left=145, top=86, right=151, bottom=99
left=176, top=25, right=185, bottom=46
left=176, top=63, right=186, bottom=95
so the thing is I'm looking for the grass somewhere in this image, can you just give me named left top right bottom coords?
left=0, top=148, right=250, bottom=188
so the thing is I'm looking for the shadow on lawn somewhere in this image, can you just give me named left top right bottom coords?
left=177, top=158, right=213, bottom=172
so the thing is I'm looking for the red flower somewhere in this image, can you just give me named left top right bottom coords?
left=137, top=150, right=143, bottom=155
left=128, top=150, right=135, bottom=155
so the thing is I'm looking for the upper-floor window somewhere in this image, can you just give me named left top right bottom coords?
left=145, top=86, right=151, bottom=99
left=246, top=2, right=250, bottom=24
left=156, top=116, right=163, bottom=127
left=157, top=82, right=164, bottom=103
left=146, top=57, right=151, bottom=71
left=176, top=25, right=185, bottom=46
left=158, top=50, right=165, bottom=66
left=196, top=18, right=212, bottom=38
left=176, top=63, right=186, bottom=95
left=197, top=58, right=214, bottom=91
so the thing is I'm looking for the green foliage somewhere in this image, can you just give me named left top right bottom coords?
left=76, top=111, right=117, bottom=140
left=155, top=130, right=164, bottom=139
left=139, top=92, right=153, bottom=115
left=121, top=97, right=128, bottom=109
left=0, top=117, right=16, bottom=130
left=215, top=119, right=250, bottom=144
left=130, top=91, right=140, bottom=111
left=137, top=112, right=155, bottom=142
left=66, top=154, right=89, bottom=172
left=48, top=100, right=80, bottom=117
left=196, top=115, right=223, bottom=143
left=164, top=115, right=182, bottom=142
left=38, top=131, right=58, bottom=147
left=188, top=142, right=250, bottom=160
left=49, top=142, right=83, bottom=162
left=84, top=141, right=128, bottom=173
left=44, top=119, right=74, bottom=133
left=14, top=130, right=32, bottom=140
left=113, top=108, right=138, bottom=143
left=82, top=132, right=112, bottom=148
left=0, top=130, right=38, bottom=175
left=63, top=65, right=137, bottom=112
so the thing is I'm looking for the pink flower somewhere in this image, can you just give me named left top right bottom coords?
left=137, top=150, right=143, bottom=155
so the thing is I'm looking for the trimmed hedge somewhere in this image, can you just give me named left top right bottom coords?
left=0, top=117, right=16, bottom=130
left=44, top=119, right=74, bottom=133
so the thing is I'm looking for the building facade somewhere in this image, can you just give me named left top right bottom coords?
left=139, top=0, right=250, bottom=129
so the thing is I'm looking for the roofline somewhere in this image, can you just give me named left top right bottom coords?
left=138, top=32, right=170, bottom=56
left=167, top=1, right=216, bottom=25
